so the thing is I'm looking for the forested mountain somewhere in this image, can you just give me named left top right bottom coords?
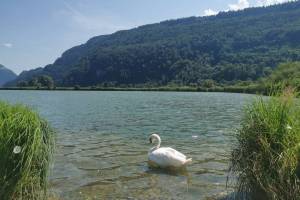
left=9, top=1, right=300, bottom=87
left=0, top=65, right=17, bottom=86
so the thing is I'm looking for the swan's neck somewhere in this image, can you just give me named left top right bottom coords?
left=150, top=135, right=161, bottom=152
left=156, top=138, right=161, bottom=149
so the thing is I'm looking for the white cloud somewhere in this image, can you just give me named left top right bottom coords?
left=202, top=0, right=294, bottom=17
left=229, top=0, right=250, bottom=11
left=2, top=43, right=12, bottom=48
left=256, top=0, right=293, bottom=6
left=203, top=9, right=218, bottom=16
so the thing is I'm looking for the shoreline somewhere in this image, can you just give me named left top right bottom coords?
left=0, top=86, right=265, bottom=94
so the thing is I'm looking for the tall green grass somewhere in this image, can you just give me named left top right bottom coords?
left=230, top=88, right=300, bottom=200
left=0, top=101, right=54, bottom=200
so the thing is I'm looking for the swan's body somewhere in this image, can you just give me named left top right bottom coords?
left=148, top=134, right=192, bottom=168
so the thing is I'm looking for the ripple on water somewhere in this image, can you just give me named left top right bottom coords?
left=51, top=131, right=236, bottom=199
left=0, top=91, right=253, bottom=199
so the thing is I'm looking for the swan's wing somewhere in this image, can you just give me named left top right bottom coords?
left=149, top=147, right=187, bottom=167
left=162, top=147, right=187, bottom=159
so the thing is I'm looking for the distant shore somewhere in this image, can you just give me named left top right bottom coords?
left=0, top=85, right=266, bottom=94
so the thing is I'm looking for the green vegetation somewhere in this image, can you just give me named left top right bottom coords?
left=261, top=62, right=300, bottom=91
left=0, top=85, right=267, bottom=94
left=5, top=61, right=300, bottom=96
left=233, top=61, right=300, bottom=95
left=3, top=61, right=299, bottom=95
left=230, top=88, right=300, bottom=199
left=8, top=1, right=300, bottom=87
left=16, top=75, right=55, bottom=89
left=0, top=102, right=54, bottom=200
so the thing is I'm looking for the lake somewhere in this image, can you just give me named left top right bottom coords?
left=0, top=91, right=255, bottom=200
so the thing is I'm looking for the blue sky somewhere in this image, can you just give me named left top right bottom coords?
left=0, top=0, right=292, bottom=74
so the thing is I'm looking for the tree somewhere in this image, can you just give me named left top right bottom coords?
left=202, top=79, right=215, bottom=88
left=17, top=81, right=28, bottom=87
left=38, top=75, right=54, bottom=89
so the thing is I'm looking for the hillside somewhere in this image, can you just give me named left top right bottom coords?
left=0, top=65, right=17, bottom=86
left=9, top=1, right=300, bottom=87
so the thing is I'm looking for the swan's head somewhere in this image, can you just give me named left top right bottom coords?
left=149, top=133, right=160, bottom=144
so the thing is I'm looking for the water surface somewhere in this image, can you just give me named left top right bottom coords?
left=0, top=91, right=255, bottom=199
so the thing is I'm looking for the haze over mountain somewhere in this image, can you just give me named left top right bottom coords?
left=0, top=64, right=17, bottom=86
left=9, top=1, right=300, bottom=87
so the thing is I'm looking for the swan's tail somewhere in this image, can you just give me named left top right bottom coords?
left=184, top=158, right=192, bottom=165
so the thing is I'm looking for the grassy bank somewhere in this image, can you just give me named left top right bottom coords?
left=230, top=88, right=300, bottom=200
left=0, top=85, right=268, bottom=95
left=0, top=102, right=54, bottom=200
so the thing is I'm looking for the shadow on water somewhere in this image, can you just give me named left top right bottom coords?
left=145, top=164, right=190, bottom=177
left=145, top=163, right=192, bottom=188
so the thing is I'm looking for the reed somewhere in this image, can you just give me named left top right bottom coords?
left=230, top=88, right=300, bottom=199
left=0, top=101, right=54, bottom=200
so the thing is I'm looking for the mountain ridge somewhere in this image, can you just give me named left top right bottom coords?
left=9, top=1, right=300, bottom=87
left=0, top=64, right=17, bottom=86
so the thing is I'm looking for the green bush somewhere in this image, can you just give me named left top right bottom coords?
left=230, top=88, right=300, bottom=200
left=0, top=101, right=54, bottom=200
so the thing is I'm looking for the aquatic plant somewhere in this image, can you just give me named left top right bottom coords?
left=230, top=88, right=300, bottom=200
left=0, top=101, right=54, bottom=200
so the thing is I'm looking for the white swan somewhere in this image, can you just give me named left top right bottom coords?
left=148, top=133, right=192, bottom=168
